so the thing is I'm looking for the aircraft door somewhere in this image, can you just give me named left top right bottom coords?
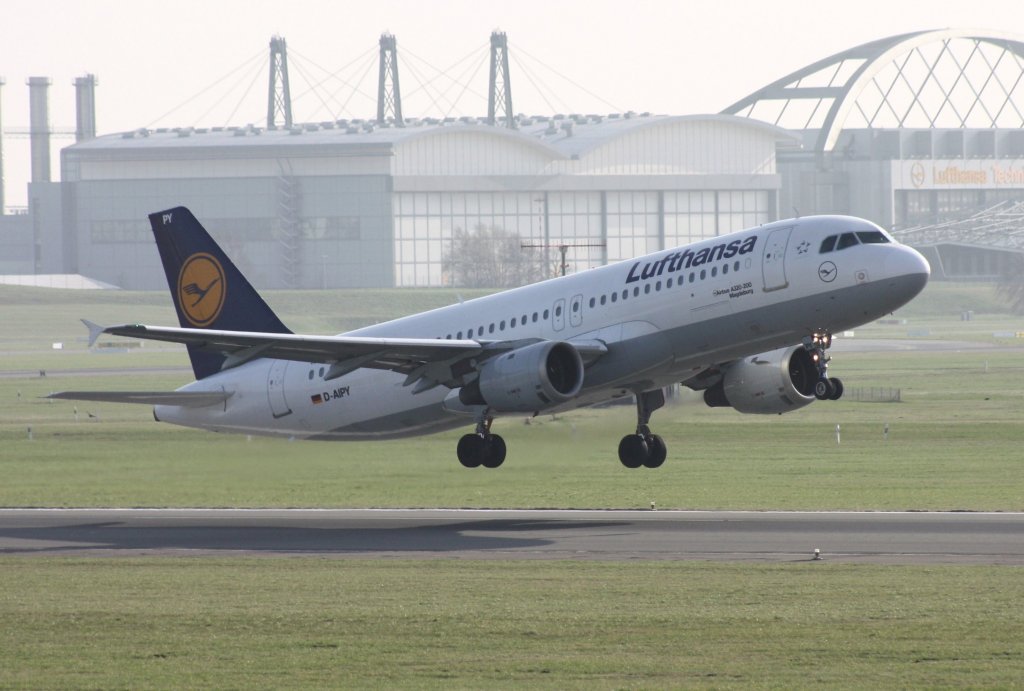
left=569, top=293, right=584, bottom=328
left=762, top=226, right=793, bottom=292
left=267, top=360, right=292, bottom=418
left=552, top=298, right=566, bottom=332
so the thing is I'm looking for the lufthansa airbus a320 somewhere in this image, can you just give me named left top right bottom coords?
left=52, top=207, right=930, bottom=468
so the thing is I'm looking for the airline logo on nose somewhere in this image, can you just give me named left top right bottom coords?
left=178, top=253, right=226, bottom=327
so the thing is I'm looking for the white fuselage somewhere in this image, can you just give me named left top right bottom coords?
left=156, top=215, right=930, bottom=439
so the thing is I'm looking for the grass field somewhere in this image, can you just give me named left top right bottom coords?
left=1, top=558, right=1022, bottom=688
left=2, top=282, right=1024, bottom=510
left=2, top=281, right=1023, bottom=688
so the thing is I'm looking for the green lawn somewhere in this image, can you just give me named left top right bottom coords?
left=2, top=347, right=1022, bottom=510
left=2, top=282, right=1023, bottom=510
left=3, top=282, right=1023, bottom=689
left=1, top=558, right=1021, bottom=689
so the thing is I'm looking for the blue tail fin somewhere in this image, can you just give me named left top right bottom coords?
left=148, top=207, right=291, bottom=380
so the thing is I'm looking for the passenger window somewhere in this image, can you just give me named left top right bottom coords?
left=722, top=264, right=729, bottom=275
left=611, top=292, right=618, bottom=303
left=468, top=329, right=474, bottom=338
left=633, top=287, right=640, bottom=297
left=600, top=295, right=606, bottom=305
left=555, top=305, right=562, bottom=317
left=532, top=312, right=539, bottom=322
left=522, top=314, right=527, bottom=324
left=667, top=278, right=673, bottom=288
left=711, top=267, right=717, bottom=277
left=734, top=261, right=740, bottom=271
left=489, top=324, right=495, bottom=334
left=589, top=297, right=595, bottom=308
left=457, top=331, right=462, bottom=339
left=644, top=284, right=651, bottom=294
left=499, top=320, right=506, bottom=331
left=700, top=269, right=706, bottom=280
left=622, top=289, right=628, bottom=300
left=308, top=370, right=314, bottom=380
left=543, top=309, right=549, bottom=319
left=572, top=301, right=579, bottom=312
left=856, top=231, right=890, bottom=244
left=689, top=272, right=695, bottom=283
left=655, top=281, right=662, bottom=290
left=837, top=233, right=859, bottom=250
left=820, top=235, right=837, bottom=253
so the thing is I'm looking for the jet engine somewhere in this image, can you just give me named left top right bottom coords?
left=702, top=345, right=818, bottom=414
left=459, top=341, right=584, bottom=412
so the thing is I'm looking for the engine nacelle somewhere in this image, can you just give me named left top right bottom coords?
left=459, top=341, right=584, bottom=412
left=703, top=346, right=817, bottom=414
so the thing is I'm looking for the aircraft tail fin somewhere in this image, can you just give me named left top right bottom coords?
left=148, top=207, right=291, bottom=380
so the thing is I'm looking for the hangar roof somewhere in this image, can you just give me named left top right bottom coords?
left=67, top=112, right=796, bottom=162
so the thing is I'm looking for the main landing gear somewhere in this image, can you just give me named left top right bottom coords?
left=806, top=332, right=844, bottom=401
left=457, top=413, right=506, bottom=468
left=618, top=389, right=668, bottom=469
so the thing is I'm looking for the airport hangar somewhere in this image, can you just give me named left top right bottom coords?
left=14, top=28, right=1024, bottom=289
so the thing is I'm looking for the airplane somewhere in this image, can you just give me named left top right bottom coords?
left=51, top=206, right=930, bottom=469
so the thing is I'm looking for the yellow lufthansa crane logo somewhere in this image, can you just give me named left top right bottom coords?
left=177, top=253, right=226, bottom=327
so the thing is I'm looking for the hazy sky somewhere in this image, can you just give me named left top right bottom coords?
left=2, top=0, right=1023, bottom=207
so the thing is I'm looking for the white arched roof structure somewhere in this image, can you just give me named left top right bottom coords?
left=723, top=29, right=1024, bottom=154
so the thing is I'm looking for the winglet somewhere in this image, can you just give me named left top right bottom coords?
left=81, top=319, right=107, bottom=348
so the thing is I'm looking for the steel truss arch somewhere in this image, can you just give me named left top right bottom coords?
left=723, top=29, right=1024, bottom=155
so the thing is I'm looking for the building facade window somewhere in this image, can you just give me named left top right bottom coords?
left=394, top=188, right=776, bottom=287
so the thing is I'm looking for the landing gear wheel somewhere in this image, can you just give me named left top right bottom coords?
left=618, top=434, right=648, bottom=469
left=458, top=413, right=507, bottom=469
left=814, top=378, right=834, bottom=401
left=618, top=389, right=669, bottom=468
left=482, top=434, right=506, bottom=468
left=643, top=434, right=667, bottom=468
left=829, top=378, right=844, bottom=401
left=457, top=434, right=485, bottom=468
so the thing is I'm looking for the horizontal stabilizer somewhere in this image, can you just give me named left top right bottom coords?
left=82, top=319, right=106, bottom=348
left=47, top=391, right=232, bottom=408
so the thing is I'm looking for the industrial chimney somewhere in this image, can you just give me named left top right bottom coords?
left=74, top=74, right=97, bottom=142
left=0, top=77, right=5, bottom=213
left=28, top=76, right=52, bottom=183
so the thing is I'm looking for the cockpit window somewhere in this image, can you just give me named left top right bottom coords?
left=819, top=235, right=837, bottom=253
left=836, top=232, right=860, bottom=250
left=856, top=230, right=890, bottom=244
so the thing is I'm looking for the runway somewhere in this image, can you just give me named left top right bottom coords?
left=1, top=509, right=1022, bottom=564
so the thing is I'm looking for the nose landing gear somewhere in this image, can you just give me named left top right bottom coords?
left=806, top=332, right=844, bottom=401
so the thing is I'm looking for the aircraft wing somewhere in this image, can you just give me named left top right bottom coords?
left=86, top=321, right=608, bottom=391
left=47, top=390, right=232, bottom=407
left=96, top=321, right=482, bottom=376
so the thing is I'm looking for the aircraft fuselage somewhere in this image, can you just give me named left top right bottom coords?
left=156, top=215, right=929, bottom=440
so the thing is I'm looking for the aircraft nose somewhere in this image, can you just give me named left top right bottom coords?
left=886, top=245, right=930, bottom=300
left=895, top=245, right=930, bottom=276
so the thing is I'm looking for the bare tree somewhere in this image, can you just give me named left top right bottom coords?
left=443, top=224, right=548, bottom=288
